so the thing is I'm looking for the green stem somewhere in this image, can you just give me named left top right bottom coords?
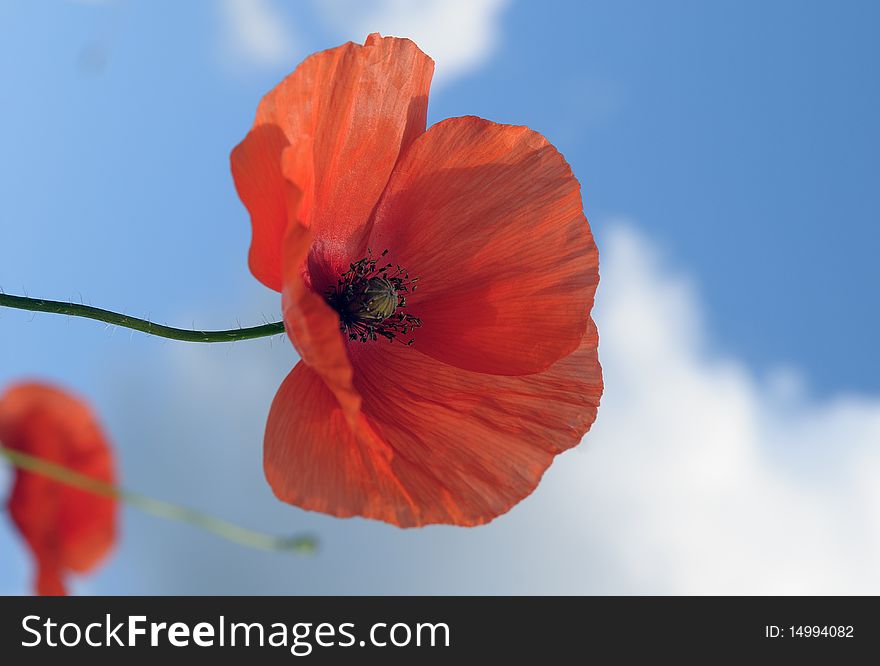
left=0, top=293, right=285, bottom=343
left=0, top=445, right=316, bottom=554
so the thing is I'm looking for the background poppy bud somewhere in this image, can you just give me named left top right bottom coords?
left=0, top=382, right=117, bottom=596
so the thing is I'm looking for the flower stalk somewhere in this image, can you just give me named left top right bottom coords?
left=0, top=444, right=315, bottom=554
left=0, top=293, right=284, bottom=343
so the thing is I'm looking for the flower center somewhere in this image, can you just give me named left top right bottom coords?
left=325, top=249, right=421, bottom=345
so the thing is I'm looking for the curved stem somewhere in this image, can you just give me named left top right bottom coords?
left=0, top=293, right=285, bottom=343
left=0, top=445, right=316, bottom=554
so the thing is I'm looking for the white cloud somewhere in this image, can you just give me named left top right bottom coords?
left=315, top=0, right=510, bottom=87
left=220, top=0, right=297, bottom=67
left=216, top=0, right=509, bottom=83
left=550, top=222, right=880, bottom=593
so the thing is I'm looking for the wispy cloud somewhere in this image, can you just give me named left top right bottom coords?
left=220, top=0, right=297, bottom=68
left=216, top=0, right=509, bottom=85
left=315, top=0, right=511, bottom=87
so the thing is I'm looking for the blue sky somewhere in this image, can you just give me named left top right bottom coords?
left=1, top=0, right=879, bottom=594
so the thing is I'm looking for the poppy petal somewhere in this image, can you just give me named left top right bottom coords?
left=368, top=116, right=599, bottom=376
left=281, top=220, right=361, bottom=425
left=0, top=383, right=117, bottom=596
left=264, top=320, right=602, bottom=527
left=233, top=33, right=434, bottom=288
left=264, top=362, right=422, bottom=526
left=230, top=124, right=292, bottom=292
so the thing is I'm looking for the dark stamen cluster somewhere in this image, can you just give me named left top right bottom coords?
left=325, top=249, right=421, bottom=345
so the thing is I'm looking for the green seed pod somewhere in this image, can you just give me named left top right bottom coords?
left=346, top=277, right=398, bottom=323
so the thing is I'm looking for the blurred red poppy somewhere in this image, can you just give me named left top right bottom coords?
left=0, top=383, right=117, bottom=595
left=232, top=34, right=602, bottom=527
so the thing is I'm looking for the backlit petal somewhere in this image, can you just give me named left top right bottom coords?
left=281, top=221, right=360, bottom=425
left=368, top=116, right=599, bottom=375
left=264, top=321, right=602, bottom=526
left=230, top=124, right=293, bottom=291
left=233, top=34, right=434, bottom=288
left=264, top=362, right=421, bottom=526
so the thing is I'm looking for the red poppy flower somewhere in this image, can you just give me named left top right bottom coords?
left=231, top=34, right=602, bottom=527
left=0, top=383, right=117, bottom=595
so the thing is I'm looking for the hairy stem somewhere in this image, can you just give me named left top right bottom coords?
left=0, top=293, right=285, bottom=343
